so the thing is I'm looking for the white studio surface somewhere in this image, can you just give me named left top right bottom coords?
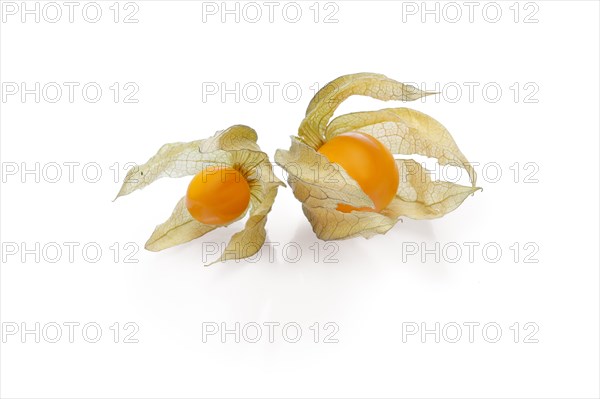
left=0, top=1, right=599, bottom=398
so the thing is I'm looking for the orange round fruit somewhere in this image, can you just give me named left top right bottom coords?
left=317, top=132, right=399, bottom=213
left=185, top=166, right=251, bottom=225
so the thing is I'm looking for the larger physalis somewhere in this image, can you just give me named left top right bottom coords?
left=275, top=73, right=480, bottom=240
left=115, top=125, right=284, bottom=265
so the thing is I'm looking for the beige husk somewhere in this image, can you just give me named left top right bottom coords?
left=275, top=73, right=479, bottom=240
left=115, top=125, right=284, bottom=264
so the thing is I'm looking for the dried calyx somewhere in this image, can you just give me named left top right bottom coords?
left=275, top=73, right=480, bottom=240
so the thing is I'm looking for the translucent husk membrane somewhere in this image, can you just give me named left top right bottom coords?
left=275, top=73, right=480, bottom=240
left=115, top=125, right=284, bottom=265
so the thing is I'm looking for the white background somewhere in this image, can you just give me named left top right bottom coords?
left=1, top=1, right=599, bottom=398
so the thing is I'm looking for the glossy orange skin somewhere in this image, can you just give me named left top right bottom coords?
left=185, top=166, right=251, bottom=225
left=318, top=132, right=399, bottom=213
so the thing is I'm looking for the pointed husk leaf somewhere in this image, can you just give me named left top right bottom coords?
left=116, top=125, right=283, bottom=263
left=278, top=73, right=479, bottom=240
